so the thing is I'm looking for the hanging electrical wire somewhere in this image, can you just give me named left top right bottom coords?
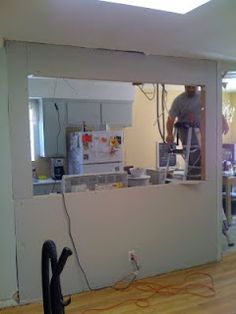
left=55, top=103, right=62, bottom=156
left=155, top=83, right=169, bottom=143
left=135, top=82, right=167, bottom=142
left=51, top=102, right=62, bottom=193
left=135, top=81, right=167, bottom=142
left=137, top=83, right=156, bottom=101
left=156, top=83, right=164, bottom=142
left=161, top=84, right=168, bottom=141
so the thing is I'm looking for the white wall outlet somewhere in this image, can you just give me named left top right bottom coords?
left=128, top=249, right=136, bottom=262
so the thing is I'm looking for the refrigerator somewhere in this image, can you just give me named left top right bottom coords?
left=67, top=130, right=124, bottom=174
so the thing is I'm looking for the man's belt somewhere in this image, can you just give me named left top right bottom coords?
left=174, top=121, right=200, bottom=129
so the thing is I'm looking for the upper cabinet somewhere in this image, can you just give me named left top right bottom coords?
left=67, top=101, right=101, bottom=125
left=67, top=101, right=133, bottom=127
left=101, top=102, right=132, bottom=127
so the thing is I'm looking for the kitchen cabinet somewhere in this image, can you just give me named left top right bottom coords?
left=67, top=100, right=133, bottom=127
left=101, top=101, right=132, bottom=127
left=67, top=101, right=101, bottom=125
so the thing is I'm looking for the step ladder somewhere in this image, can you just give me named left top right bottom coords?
left=165, top=121, right=201, bottom=181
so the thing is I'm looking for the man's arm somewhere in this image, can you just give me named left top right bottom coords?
left=166, top=116, right=176, bottom=143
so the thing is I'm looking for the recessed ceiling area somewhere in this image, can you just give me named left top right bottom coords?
left=0, top=0, right=236, bottom=61
left=99, top=0, right=212, bottom=14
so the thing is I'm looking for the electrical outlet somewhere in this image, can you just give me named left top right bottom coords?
left=128, top=249, right=136, bottom=262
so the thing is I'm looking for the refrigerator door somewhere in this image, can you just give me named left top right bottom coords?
left=67, top=131, right=124, bottom=174
left=79, top=130, right=123, bottom=164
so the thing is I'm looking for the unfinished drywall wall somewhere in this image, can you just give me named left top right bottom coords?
left=7, top=42, right=220, bottom=199
left=7, top=43, right=33, bottom=199
left=6, top=41, right=221, bottom=303
left=0, top=48, right=18, bottom=303
left=15, top=182, right=217, bottom=302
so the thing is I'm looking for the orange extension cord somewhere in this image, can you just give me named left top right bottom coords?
left=78, top=271, right=216, bottom=313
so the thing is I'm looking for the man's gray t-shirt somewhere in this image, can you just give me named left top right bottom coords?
left=169, top=92, right=200, bottom=145
left=169, top=92, right=200, bottom=125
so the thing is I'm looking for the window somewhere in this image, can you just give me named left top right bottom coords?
left=28, top=99, right=43, bottom=161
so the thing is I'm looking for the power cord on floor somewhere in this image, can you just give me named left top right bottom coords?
left=78, top=271, right=215, bottom=314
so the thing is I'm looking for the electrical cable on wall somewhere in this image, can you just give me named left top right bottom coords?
left=61, top=192, right=141, bottom=292
left=54, top=103, right=62, bottom=156
left=52, top=79, right=61, bottom=156
left=51, top=102, right=62, bottom=193
left=61, top=193, right=95, bottom=291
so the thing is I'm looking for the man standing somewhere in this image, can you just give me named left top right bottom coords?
left=166, top=85, right=201, bottom=179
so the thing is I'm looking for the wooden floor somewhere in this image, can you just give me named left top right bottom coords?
left=3, top=251, right=236, bottom=314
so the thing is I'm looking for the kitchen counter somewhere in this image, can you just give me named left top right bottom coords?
left=33, top=178, right=62, bottom=195
left=33, top=178, right=61, bottom=185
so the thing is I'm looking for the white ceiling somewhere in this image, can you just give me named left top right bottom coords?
left=0, top=0, right=236, bottom=61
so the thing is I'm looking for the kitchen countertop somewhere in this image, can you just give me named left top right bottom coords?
left=33, top=178, right=62, bottom=185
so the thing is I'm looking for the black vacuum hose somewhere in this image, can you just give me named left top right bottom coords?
left=41, top=240, right=72, bottom=314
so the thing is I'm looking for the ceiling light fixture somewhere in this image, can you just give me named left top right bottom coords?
left=99, top=0, right=212, bottom=14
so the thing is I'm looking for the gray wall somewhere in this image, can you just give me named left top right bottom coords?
left=0, top=48, right=17, bottom=303
left=4, top=41, right=222, bottom=304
